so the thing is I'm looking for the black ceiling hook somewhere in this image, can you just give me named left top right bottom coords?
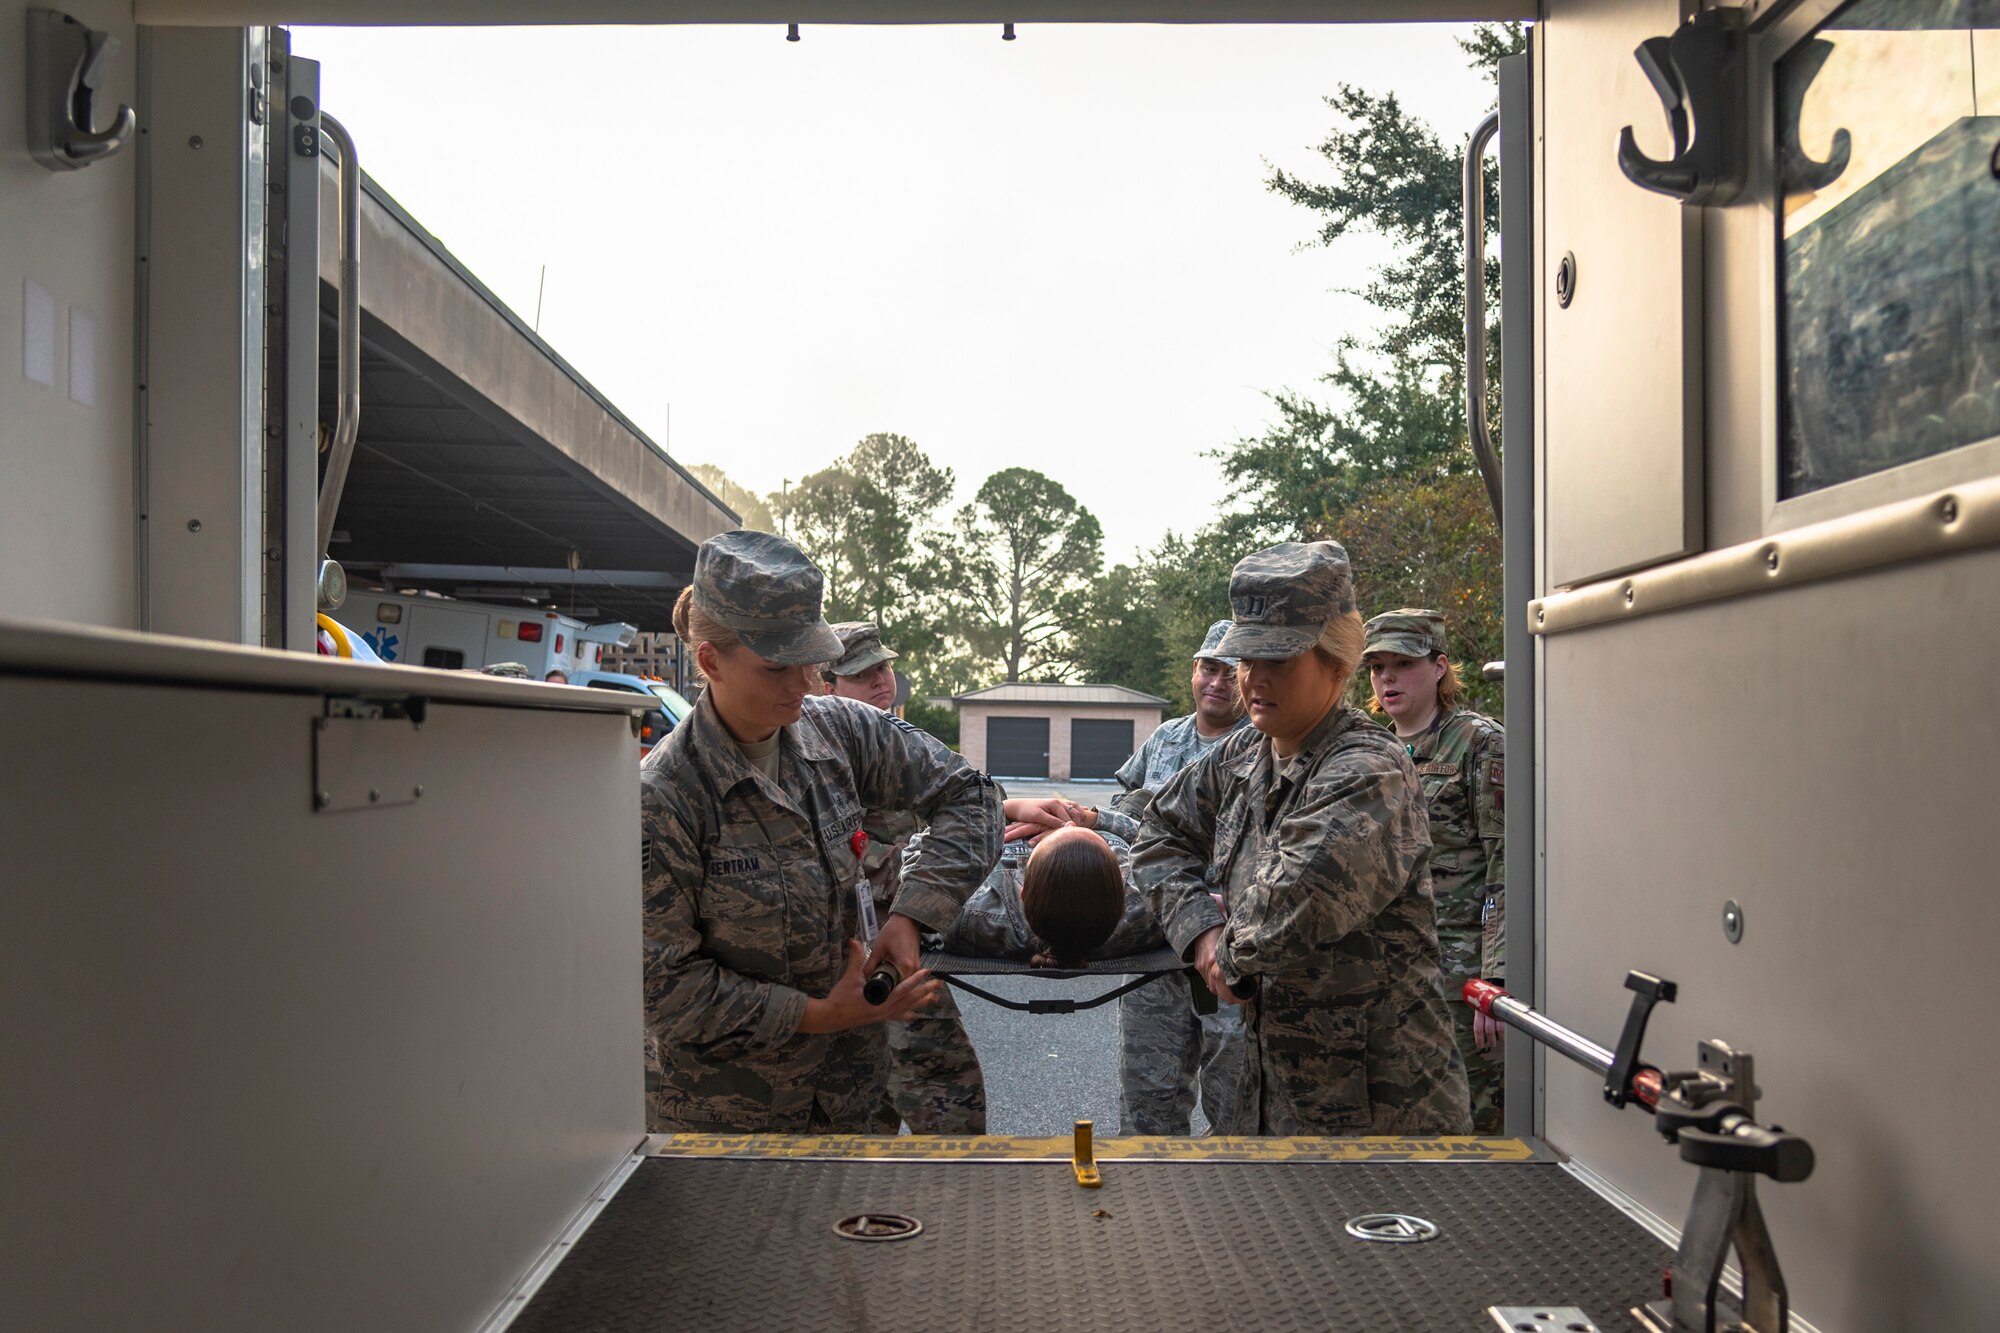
left=1617, top=8, right=1748, bottom=206
left=1775, top=38, right=1851, bottom=196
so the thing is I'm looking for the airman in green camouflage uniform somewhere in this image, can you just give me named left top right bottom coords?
left=641, top=532, right=1003, bottom=1133
left=1363, top=609, right=1506, bottom=1132
left=1135, top=543, right=1471, bottom=1136
left=1095, top=619, right=1250, bottom=1136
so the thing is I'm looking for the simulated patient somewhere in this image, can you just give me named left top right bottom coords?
left=933, top=825, right=1166, bottom=966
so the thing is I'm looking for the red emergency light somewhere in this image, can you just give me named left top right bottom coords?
left=518, top=622, right=543, bottom=643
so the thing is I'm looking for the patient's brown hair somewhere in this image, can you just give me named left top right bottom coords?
left=1021, top=828, right=1126, bottom=969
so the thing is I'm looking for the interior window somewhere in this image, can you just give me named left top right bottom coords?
left=1776, top=0, right=2000, bottom=498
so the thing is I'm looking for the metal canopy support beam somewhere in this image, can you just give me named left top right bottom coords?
left=376, top=564, right=683, bottom=587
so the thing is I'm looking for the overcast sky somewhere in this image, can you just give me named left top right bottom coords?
left=295, top=22, right=1497, bottom=565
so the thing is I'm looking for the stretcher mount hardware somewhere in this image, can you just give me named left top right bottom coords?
left=922, top=947, right=1187, bottom=1014
left=1487, top=1307, right=1599, bottom=1333
left=1464, top=976, right=1814, bottom=1333
left=26, top=9, right=135, bottom=171
left=1071, top=1120, right=1101, bottom=1188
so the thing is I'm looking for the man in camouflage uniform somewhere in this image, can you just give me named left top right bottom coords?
left=1362, top=609, right=1507, bottom=1132
left=826, top=622, right=989, bottom=1134
left=1135, top=543, right=1471, bottom=1136
left=1088, top=620, right=1251, bottom=1135
left=641, top=531, right=1003, bottom=1133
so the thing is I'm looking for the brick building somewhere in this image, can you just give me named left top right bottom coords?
left=954, top=682, right=1170, bottom=781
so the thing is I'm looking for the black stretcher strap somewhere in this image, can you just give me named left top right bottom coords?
left=937, top=970, right=1164, bottom=1014
left=920, top=946, right=1189, bottom=1014
left=919, top=946, right=1186, bottom=980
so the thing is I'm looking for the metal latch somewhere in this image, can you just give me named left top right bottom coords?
left=312, top=695, right=430, bottom=813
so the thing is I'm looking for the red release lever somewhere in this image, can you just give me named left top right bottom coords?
left=1463, top=977, right=1507, bottom=1015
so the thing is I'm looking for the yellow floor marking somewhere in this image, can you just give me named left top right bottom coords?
left=645, top=1133, right=1543, bottom=1163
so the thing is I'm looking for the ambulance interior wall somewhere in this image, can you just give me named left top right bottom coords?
left=0, top=0, right=140, bottom=629
left=1537, top=554, right=2000, bottom=1332
left=0, top=663, right=644, bottom=1331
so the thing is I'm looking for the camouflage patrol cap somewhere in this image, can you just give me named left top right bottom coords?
left=691, top=529, right=844, bottom=666
left=1214, top=541, right=1357, bottom=661
left=828, top=621, right=899, bottom=676
left=1194, top=619, right=1239, bottom=667
left=1362, top=609, right=1448, bottom=660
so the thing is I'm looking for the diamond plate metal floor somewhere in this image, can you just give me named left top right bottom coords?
left=512, top=1156, right=1668, bottom=1331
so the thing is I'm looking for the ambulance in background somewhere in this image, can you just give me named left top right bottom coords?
left=349, top=590, right=637, bottom=680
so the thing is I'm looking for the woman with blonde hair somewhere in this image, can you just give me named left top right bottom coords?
left=1362, top=608, right=1506, bottom=1132
left=1133, top=541, right=1470, bottom=1136
left=639, top=530, right=1002, bottom=1133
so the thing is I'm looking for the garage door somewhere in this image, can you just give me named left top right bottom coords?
left=986, top=717, right=1049, bottom=778
left=1070, top=719, right=1134, bottom=780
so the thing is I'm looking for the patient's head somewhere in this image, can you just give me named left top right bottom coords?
left=1021, top=827, right=1125, bottom=968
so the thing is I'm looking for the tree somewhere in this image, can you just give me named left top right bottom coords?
left=1214, top=347, right=1470, bottom=543
left=767, top=465, right=864, bottom=616
left=949, top=468, right=1103, bottom=683
left=686, top=462, right=774, bottom=532
left=1057, top=563, right=1175, bottom=701
left=1141, top=524, right=1244, bottom=713
left=843, top=433, right=956, bottom=662
left=1222, top=20, right=1524, bottom=535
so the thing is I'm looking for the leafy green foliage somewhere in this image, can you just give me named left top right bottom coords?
left=949, top=468, right=1104, bottom=683
left=901, top=696, right=961, bottom=749
left=1326, top=471, right=1504, bottom=719
left=1059, top=564, right=1178, bottom=703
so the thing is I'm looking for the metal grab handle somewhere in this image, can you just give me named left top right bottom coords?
left=1462, top=110, right=1504, bottom=532
left=1463, top=978, right=1665, bottom=1110
left=314, top=113, right=362, bottom=559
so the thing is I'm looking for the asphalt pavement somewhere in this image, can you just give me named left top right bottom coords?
left=950, top=778, right=1211, bottom=1137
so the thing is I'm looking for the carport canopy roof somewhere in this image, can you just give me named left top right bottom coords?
left=322, top=174, right=738, bottom=632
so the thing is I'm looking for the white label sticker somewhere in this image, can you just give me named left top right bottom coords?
left=855, top=877, right=879, bottom=946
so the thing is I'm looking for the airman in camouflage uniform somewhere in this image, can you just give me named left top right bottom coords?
left=1135, top=543, right=1471, bottom=1136
left=641, top=532, right=1003, bottom=1133
left=1363, top=609, right=1506, bottom=1132
left=1094, top=620, right=1251, bottom=1136
left=831, top=618, right=990, bottom=1136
